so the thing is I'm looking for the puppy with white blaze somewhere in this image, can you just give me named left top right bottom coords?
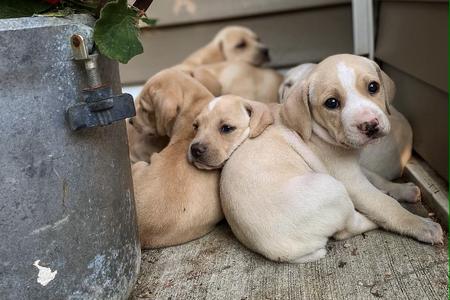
left=279, top=62, right=418, bottom=203
left=188, top=95, right=378, bottom=263
left=282, top=54, right=442, bottom=245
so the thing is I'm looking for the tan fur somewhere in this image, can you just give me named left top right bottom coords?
left=175, top=26, right=270, bottom=72
left=128, top=68, right=211, bottom=163
left=127, top=120, right=169, bottom=164
left=193, top=61, right=283, bottom=103
left=188, top=96, right=273, bottom=169
left=280, top=62, right=414, bottom=193
left=280, top=80, right=312, bottom=140
left=286, top=54, right=442, bottom=244
left=132, top=70, right=223, bottom=248
left=190, top=95, right=377, bottom=263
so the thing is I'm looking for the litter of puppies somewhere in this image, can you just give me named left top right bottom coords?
left=127, top=26, right=443, bottom=263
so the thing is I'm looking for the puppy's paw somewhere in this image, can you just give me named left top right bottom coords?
left=413, top=218, right=443, bottom=245
left=388, top=182, right=421, bottom=203
left=401, top=182, right=421, bottom=203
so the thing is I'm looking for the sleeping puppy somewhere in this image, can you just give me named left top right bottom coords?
left=131, top=69, right=223, bottom=248
left=127, top=67, right=208, bottom=163
left=175, top=26, right=270, bottom=72
left=127, top=120, right=169, bottom=164
left=188, top=95, right=378, bottom=263
left=127, top=69, right=180, bottom=164
left=281, top=54, right=442, bottom=244
left=192, top=61, right=283, bottom=103
left=279, top=62, right=418, bottom=203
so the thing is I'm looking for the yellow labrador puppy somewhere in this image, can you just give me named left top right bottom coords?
left=188, top=95, right=377, bottom=263
left=192, top=61, right=283, bottom=103
left=282, top=54, right=442, bottom=244
left=131, top=69, right=223, bottom=248
left=189, top=55, right=443, bottom=262
left=176, top=26, right=270, bottom=72
left=127, top=122, right=169, bottom=164
left=127, top=69, right=182, bottom=164
left=279, top=63, right=418, bottom=203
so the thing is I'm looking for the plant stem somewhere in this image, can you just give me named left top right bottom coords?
left=132, top=0, right=154, bottom=12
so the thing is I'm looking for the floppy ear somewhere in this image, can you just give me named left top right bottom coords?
left=280, top=80, right=312, bottom=140
left=197, top=41, right=226, bottom=64
left=131, top=89, right=156, bottom=134
left=278, top=80, right=292, bottom=103
left=153, top=91, right=180, bottom=136
left=242, top=99, right=274, bottom=138
left=191, top=67, right=222, bottom=96
left=373, top=62, right=394, bottom=115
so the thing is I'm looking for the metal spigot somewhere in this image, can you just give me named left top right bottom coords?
left=66, top=34, right=135, bottom=131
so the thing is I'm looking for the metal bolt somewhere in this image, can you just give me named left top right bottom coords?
left=84, top=55, right=101, bottom=88
left=71, top=34, right=102, bottom=89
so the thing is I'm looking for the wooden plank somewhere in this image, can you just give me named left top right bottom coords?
left=120, top=5, right=353, bottom=84
left=376, top=1, right=448, bottom=92
left=404, top=156, right=449, bottom=229
left=131, top=219, right=447, bottom=299
left=143, top=0, right=350, bottom=27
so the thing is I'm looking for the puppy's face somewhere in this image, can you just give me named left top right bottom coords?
left=188, top=95, right=273, bottom=170
left=129, top=69, right=213, bottom=138
left=283, top=54, right=394, bottom=149
left=218, top=26, right=270, bottom=66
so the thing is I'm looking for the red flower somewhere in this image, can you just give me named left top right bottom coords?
left=45, top=0, right=61, bottom=4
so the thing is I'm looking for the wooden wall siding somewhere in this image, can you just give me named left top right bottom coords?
left=120, top=4, right=353, bottom=84
left=376, top=1, right=448, bottom=92
left=143, top=0, right=350, bottom=27
left=384, top=64, right=448, bottom=181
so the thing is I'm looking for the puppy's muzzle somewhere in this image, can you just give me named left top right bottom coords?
left=190, top=142, right=207, bottom=159
left=357, top=119, right=379, bottom=138
left=261, top=47, right=270, bottom=62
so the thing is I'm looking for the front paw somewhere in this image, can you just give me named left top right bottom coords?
left=403, top=182, right=421, bottom=203
left=388, top=182, right=421, bottom=203
left=413, top=218, right=443, bottom=245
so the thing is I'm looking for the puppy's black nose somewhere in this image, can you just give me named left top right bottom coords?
left=358, top=120, right=379, bottom=137
left=261, top=47, right=270, bottom=59
left=190, top=143, right=207, bottom=159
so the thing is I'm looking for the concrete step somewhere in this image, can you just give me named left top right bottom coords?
left=131, top=203, right=447, bottom=299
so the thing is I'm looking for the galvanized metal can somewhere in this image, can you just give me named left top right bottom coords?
left=0, top=15, right=140, bottom=300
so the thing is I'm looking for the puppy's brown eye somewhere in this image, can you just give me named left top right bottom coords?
left=368, top=81, right=379, bottom=94
left=236, top=41, right=246, bottom=49
left=193, top=123, right=199, bottom=131
left=324, top=98, right=340, bottom=109
left=220, top=124, right=236, bottom=134
left=285, top=81, right=293, bottom=88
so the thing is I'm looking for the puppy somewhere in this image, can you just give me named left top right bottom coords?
left=281, top=54, right=442, bottom=244
left=127, top=69, right=183, bottom=164
left=278, top=63, right=316, bottom=101
left=127, top=67, right=209, bottom=163
left=131, top=69, right=223, bottom=248
left=127, top=120, right=169, bottom=164
left=176, top=26, right=270, bottom=72
left=279, top=63, right=418, bottom=202
left=192, top=61, right=283, bottom=103
left=189, top=95, right=377, bottom=263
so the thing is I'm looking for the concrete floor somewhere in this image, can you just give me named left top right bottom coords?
left=130, top=203, right=448, bottom=300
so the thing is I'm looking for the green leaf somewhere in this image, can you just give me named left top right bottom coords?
left=0, top=0, right=52, bottom=19
left=94, top=0, right=143, bottom=64
left=140, top=17, right=157, bottom=26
